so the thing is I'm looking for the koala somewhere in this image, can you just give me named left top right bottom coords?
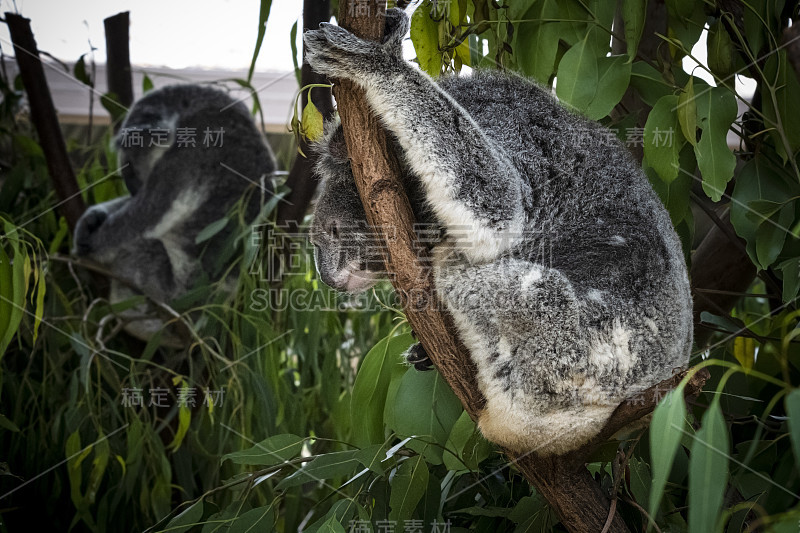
left=74, top=84, right=275, bottom=342
left=305, top=9, right=693, bottom=455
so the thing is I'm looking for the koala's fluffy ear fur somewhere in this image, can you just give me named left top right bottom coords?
left=305, top=9, right=692, bottom=454
left=73, top=83, right=277, bottom=344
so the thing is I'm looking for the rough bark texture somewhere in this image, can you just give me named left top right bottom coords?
left=6, top=13, right=85, bottom=230
left=103, top=11, right=133, bottom=129
left=331, top=2, right=710, bottom=531
left=276, top=0, right=335, bottom=227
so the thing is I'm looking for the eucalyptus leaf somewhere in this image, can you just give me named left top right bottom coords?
left=644, top=95, right=685, bottom=183
left=410, top=1, right=442, bottom=77
left=221, top=433, right=303, bottom=466
left=648, top=389, right=687, bottom=520
left=351, top=331, right=413, bottom=446
left=694, top=86, right=737, bottom=201
left=688, top=400, right=729, bottom=533
left=555, top=34, right=599, bottom=113
left=388, top=455, right=429, bottom=523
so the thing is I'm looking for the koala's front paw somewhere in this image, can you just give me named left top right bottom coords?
left=405, top=342, right=434, bottom=371
left=304, top=10, right=408, bottom=80
left=73, top=206, right=108, bottom=256
left=304, top=23, right=377, bottom=80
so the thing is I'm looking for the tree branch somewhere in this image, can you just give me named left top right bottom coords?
left=331, top=2, right=707, bottom=530
left=276, top=0, right=335, bottom=228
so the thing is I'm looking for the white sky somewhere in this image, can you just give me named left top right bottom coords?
left=0, top=0, right=303, bottom=71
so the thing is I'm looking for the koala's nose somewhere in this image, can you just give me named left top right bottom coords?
left=74, top=209, right=108, bottom=256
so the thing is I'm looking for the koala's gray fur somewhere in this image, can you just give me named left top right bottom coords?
left=305, top=9, right=693, bottom=455
left=74, top=84, right=275, bottom=341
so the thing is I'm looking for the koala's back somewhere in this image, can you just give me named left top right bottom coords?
left=432, top=72, right=692, bottom=452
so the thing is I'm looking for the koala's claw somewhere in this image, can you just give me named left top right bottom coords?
left=405, top=342, right=434, bottom=371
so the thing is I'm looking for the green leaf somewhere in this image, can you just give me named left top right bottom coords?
left=142, top=73, right=154, bottom=93
left=276, top=450, right=360, bottom=489
left=410, top=1, right=442, bottom=77
left=195, top=217, right=229, bottom=245
left=666, top=0, right=706, bottom=59
left=695, top=86, right=737, bottom=201
left=444, top=410, right=491, bottom=471
left=786, top=389, right=800, bottom=466
left=630, top=61, right=673, bottom=107
left=730, top=157, right=797, bottom=270
left=644, top=94, right=685, bottom=183
left=628, top=457, right=651, bottom=509
left=351, top=332, right=413, bottom=446
left=228, top=505, right=275, bottom=533
left=73, top=54, right=92, bottom=87
left=707, top=20, right=735, bottom=79
left=388, top=455, right=429, bottom=523
left=31, top=255, right=45, bottom=344
left=168, top=402, right=192, bottom=452
left=0, top=231, right=28, bottom=360
left=778, top=258, right=800, bottom=303
left=0, top=413, right=20, bottom=432
left=688, top=400, right=729, bottom=533
left=677, top=77, right=697, bottom=146
left=586, top=55, right=632, bottom=120
left=165, top=500, right=204, bottom=533
left=648, top=388, right=687, bottom=519
left=763, top=51, right=800, bottom=162
left=247, top=0, right=274, bottom=83
left=317, top=517, right=347, bottom=533
left=513, top=0, right=560, bottom=84
left=303, top=499, right=366, bottom=533
left=646, top=160, right=692, bottom=225
left=290, top=20, right=301, bottom=87
left=0, top=244, right=14, bottom=359
left=354, top=444, right=392, bottom=475
left=754, top=203, right=794, bottom=270
left=385, top=368, right=463, bottom=464
left=222, top=433, right=303, bottom=466
left=555, top=34, right=598, bottom=113
left=622, top=0, right=646, bottom=61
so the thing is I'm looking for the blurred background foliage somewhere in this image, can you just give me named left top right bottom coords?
left=1, top=0, right=800, bottom=531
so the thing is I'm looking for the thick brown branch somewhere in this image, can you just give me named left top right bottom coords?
left=334, top=2, right=484, bottom=417
left=6, top=13, right=85, bottom=230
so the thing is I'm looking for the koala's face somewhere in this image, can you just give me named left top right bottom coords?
left=311, top=174, right=385, bottom=293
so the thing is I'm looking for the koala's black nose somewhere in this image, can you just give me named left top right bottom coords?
left=74, top=209, right=108, bottom=256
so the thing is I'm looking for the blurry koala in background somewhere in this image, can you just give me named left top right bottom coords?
left=74, top=84, right=276, bottom=344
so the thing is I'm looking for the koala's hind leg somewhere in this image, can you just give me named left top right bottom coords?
left=304, top=11, right=528, bottom=263
left=435, top=256, right=612, bottom=453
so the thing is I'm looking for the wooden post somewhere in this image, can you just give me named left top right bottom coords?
left=6, top=13, right=85, bottom=230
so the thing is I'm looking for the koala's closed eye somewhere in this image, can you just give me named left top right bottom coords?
left=306, top=8, right=692, bottom=455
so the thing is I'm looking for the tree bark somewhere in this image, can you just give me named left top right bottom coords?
left=275, top=0, right=334, bottom=228
left=6, top=13, right=85, bottom=230
left=103, top=11, right=133, bottom=129
left=330, top=2, right=710, bottom=531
